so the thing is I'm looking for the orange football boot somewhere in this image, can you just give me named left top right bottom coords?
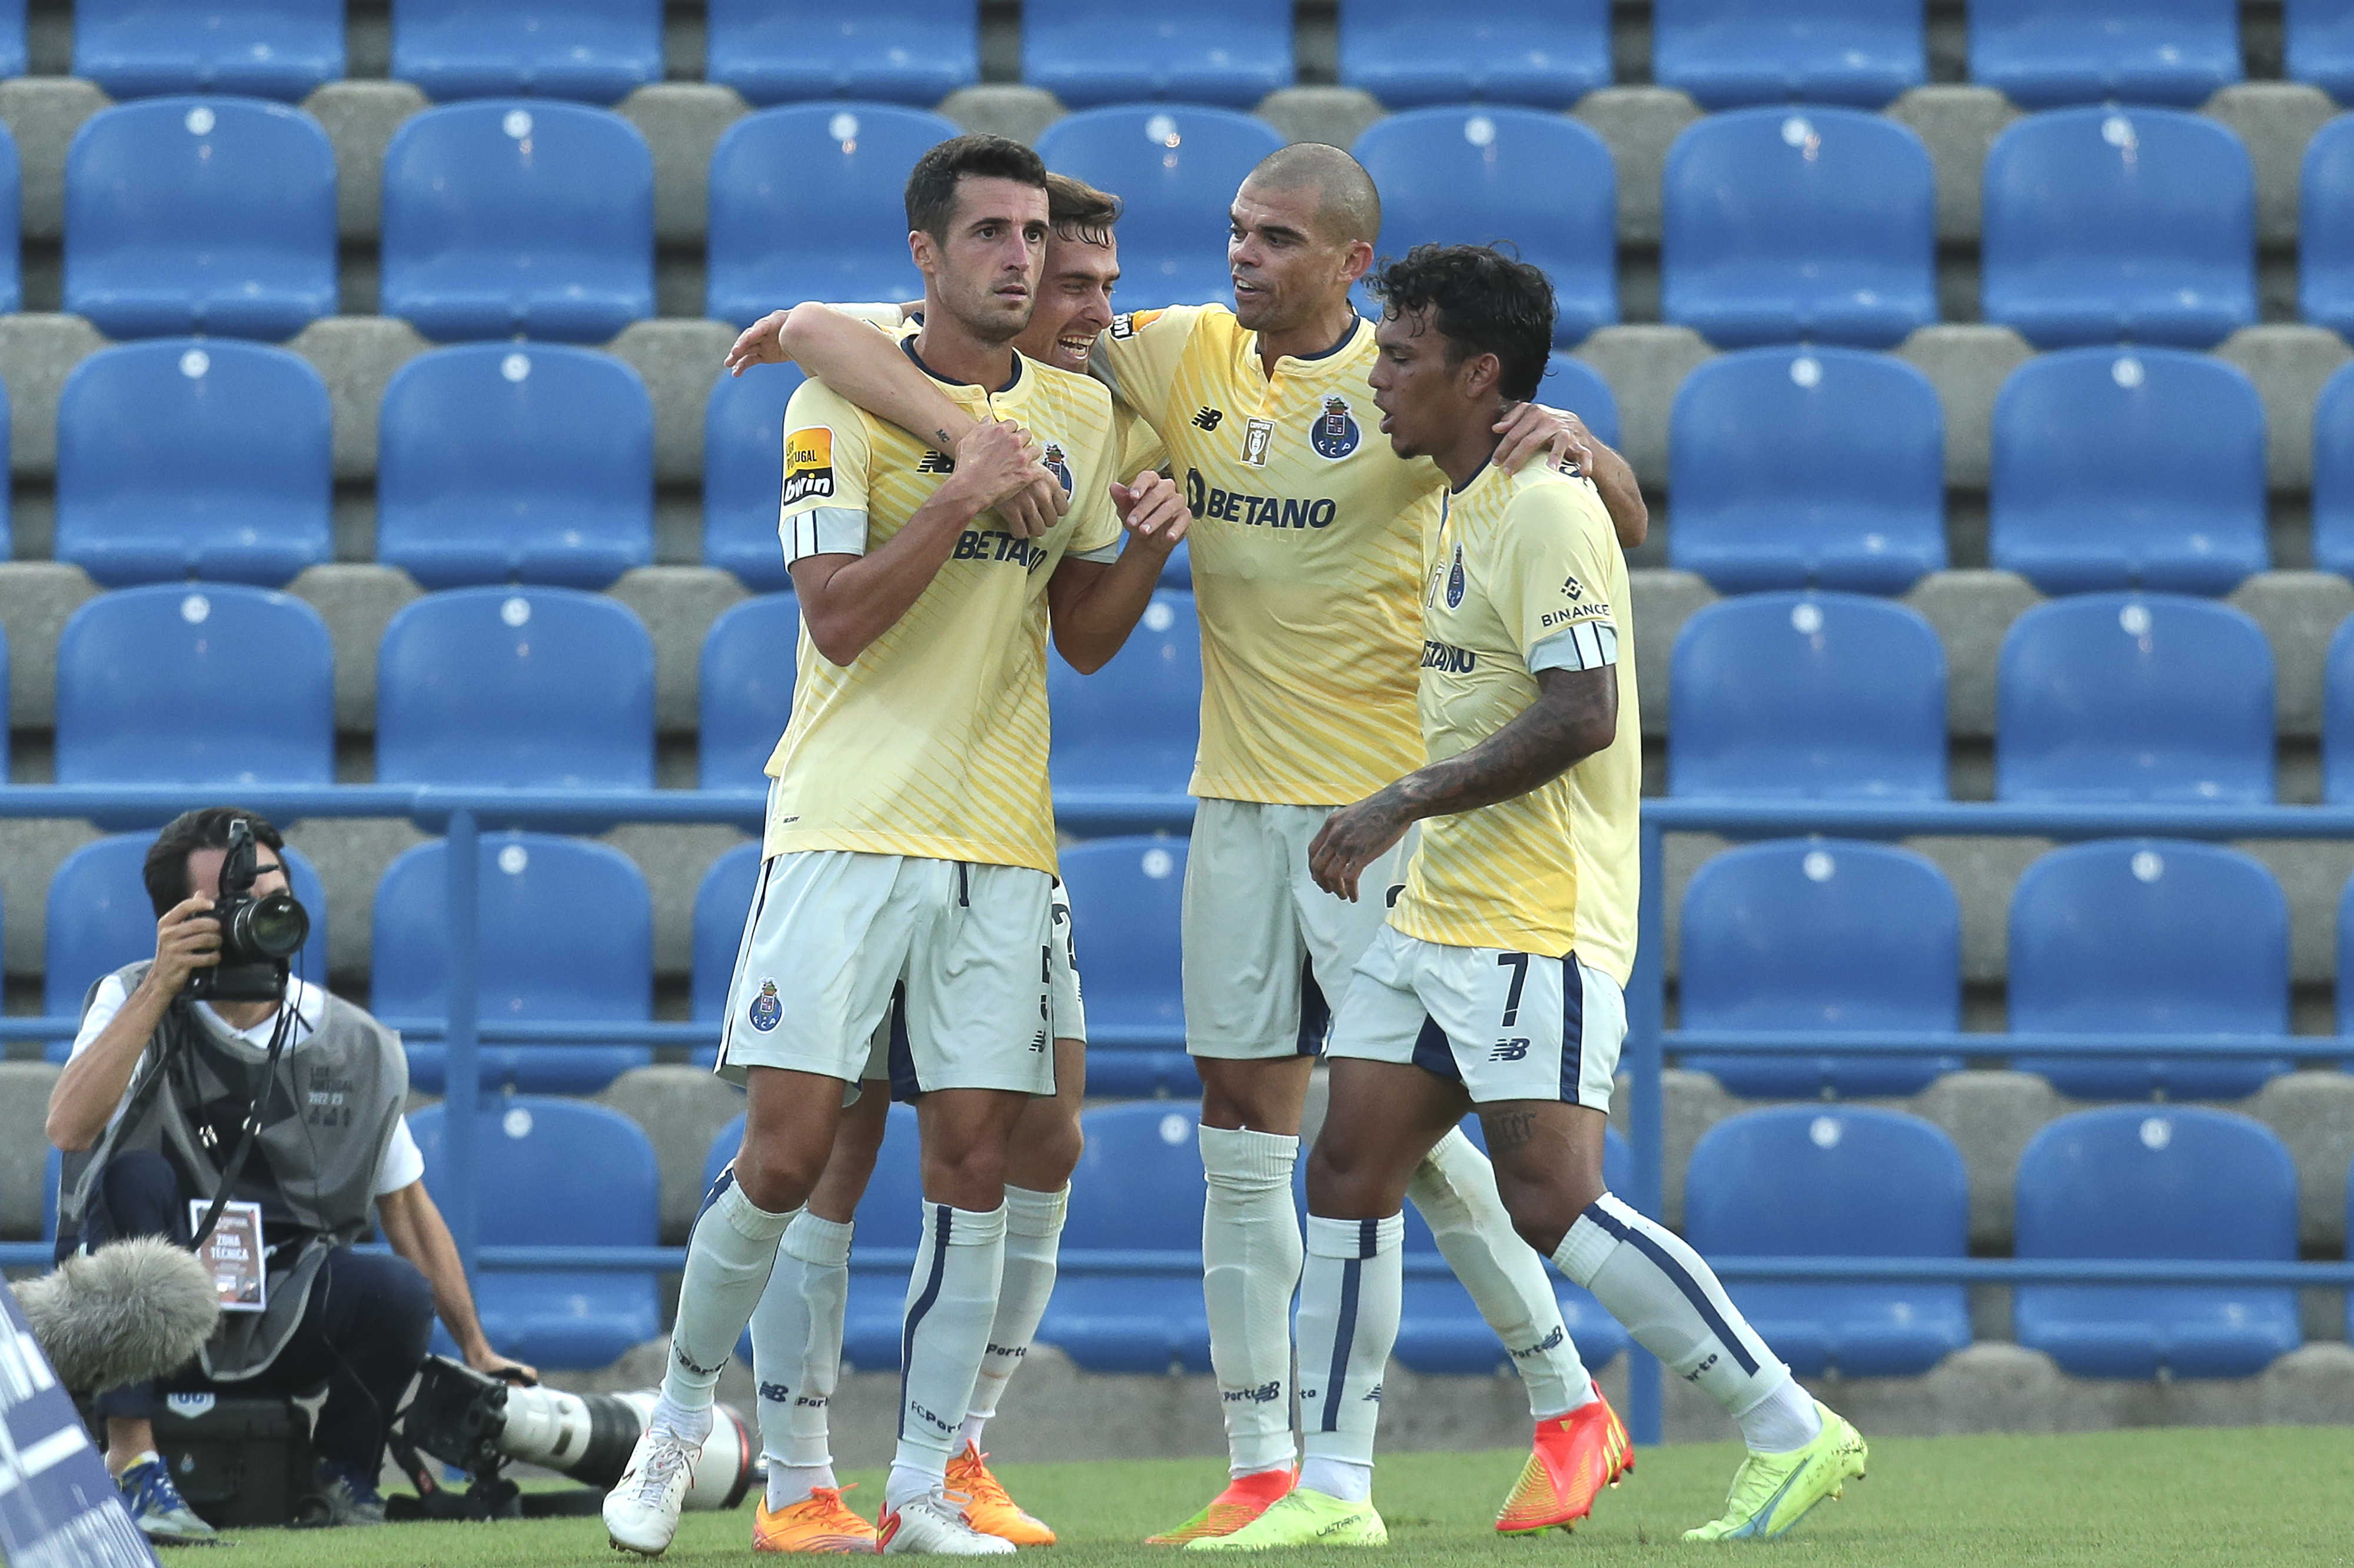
left=946, top=1443, right=1056, bottom=1546
left=752, top=1484, right=880, bottom=1553
left=1494, top=1381, right=1635, bottom=1535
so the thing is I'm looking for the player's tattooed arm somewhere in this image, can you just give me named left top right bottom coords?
left=1493, top=404, right=1648, bottom=550
left=1308, top=663, right=1618, bottom=901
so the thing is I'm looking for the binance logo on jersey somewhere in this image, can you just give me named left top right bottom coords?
left=1184, top=467, right=1336, bottom=529
left=1561, top=575, right=1584, bottom=600
left=783, top=427, right=834, bottom=503
left=1309, top=395, right=1362, bottom=460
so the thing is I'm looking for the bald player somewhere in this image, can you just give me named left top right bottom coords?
left=740, top=141, right=1648, bottom=1544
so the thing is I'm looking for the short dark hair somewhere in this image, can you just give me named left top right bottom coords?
left=1046, top=172, right=1121, bottom=247
left=144, top=807, right=285, bottom=918
left=1367, top=243, right=1555, bottom=403
left=904, top=134, right=1049, bottom=245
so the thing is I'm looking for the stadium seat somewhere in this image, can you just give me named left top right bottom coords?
left=410, top=1098, right=660, bottom=1369
left=373, top=833, right=653, bottom=1093
left=706, top=105, right=957, bottom=328
left=44, top=833, right=330, bottom=1033
left=2014, top=1107, right=2299, bottom=1378
left=2299, top=119, right=2354, bottom=342
left=1049, top=590, right=1200, bottom=800
left=1685, top=1107, right=1970, bottom=1377
left=706, top=0, right=977, bottom=105
left=2289, top=0, right=2354, bottom=103
left=1541, top=354, right=1620, bottom=451
left=1352, top=108, right=1617, bottom=347
left=700, top=594, right=800, bottom=792
left=1392, top=1119, right=1631, bottom=1375
left=2320, top=618, right=2354, bottom=802
left=56, top=340, right=331, bottom=588
left=56, top=584, right=334, bottom=792
left=391, top=0, right=660, bottom=104
left=376, top=343, right=654, bottom=589
left=1024, top=0, right=1292, bottom=109
left=2314, top=360, right=2354, bottom=583
left=1660, top=107, right=1934, bottom=350
left=1970, top=0, right=2239, bottom=109
left=691, top=841, right=762, bottom=1024
left=376, top=587, right=655, bottom=790
left=1652, top=0, right=1925, bottom=109
left=1980, top=108, right=2255, bottom=351
left=704, top=362, right=807, bottom=589
left=1039, top=1103, right=1212, bottom=1371
left=1996, top=595, right=2273, bottom=807
left=1667, top=345, right=1944, bottom=594
left=2009, top=840, right=2290, bottom=1100
left=0, top=381, right=26, bottom=556
left=1989, top=348, right=2266, bottom=596
left=65, top=98, right=330, bottom=339
left=1337, top=0, right=1607, bottom=110
left=380, top=101, right=653, bottom=342
left=1055, top=837, right=1195, bottom=1098
left=1678, top=840, right=1963, bottom=1098
left=0, top=3, right=26, bottom=79
left=1667, top=592, right=1947, bottom=800
left=1035, top=108, right=1286, bottom=308
left=75, top=1, right=343, bottom=99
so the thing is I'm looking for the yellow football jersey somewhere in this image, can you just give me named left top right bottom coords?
left=766, top=334, right=1124, bottom=875
left=1389, top=457, right=1640, bottom=983
left=1093, top=304, right=1441, bottom=807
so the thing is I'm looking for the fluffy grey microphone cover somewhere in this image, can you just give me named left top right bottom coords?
left=12, top=1237, right=222, bottom=1391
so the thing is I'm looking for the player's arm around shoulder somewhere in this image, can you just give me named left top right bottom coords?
left=1045, top=380, right=1191, bottom=674
left=1089, top=303, right=1208, bottom=425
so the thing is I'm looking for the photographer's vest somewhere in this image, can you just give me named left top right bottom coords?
left=65, top=962, right=409, bottom=1381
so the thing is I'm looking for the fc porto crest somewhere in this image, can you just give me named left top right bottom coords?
left=1445, top=542, right=1467, bottom=608
left=1309, top=395, right=1361, bottom=460
left=747, top=978, right=783, bottom=1033
left=1041, top=440, right=1074, bottom=498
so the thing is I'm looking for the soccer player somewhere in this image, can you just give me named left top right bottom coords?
left=1199, top=244, right=1867, bottom=1552
left=735, top=142, right=1650, bottom=1543
left=601, top=134, right=1188, bottom=1559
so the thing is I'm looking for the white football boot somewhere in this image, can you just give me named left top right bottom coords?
left=879, top=1485, right=1018, bottom=1555
left=603, top=1423, right=703, bottom=1556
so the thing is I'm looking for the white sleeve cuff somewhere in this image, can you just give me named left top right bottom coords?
left=1529, top=621, right=1619, bottom=673
left=782, top=507, right=868, bottom=563
left=1069, top=543, right=1121, bottom=565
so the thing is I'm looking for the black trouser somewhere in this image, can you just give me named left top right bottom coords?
left=82, top=1150, right=434, bottom=1474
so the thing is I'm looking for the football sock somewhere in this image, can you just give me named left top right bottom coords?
left=964, top=1183, right=1068, bottom=1436
left=1738, top=1376, right=1825, bottom=1454
left=1408, top=1127, right=1594, bottom=1418
left=1294, top=1213, right=1404, bottom=1487
left=751, top=1209, right=853, bottom=1486
left=1199, top=1124, right=1306, bottom=1478
left=887, top=1201, right=1007, bottom=1508
left=1551, top=1191, right=1804, bottom=1444
left=768, top=1463, right=838, bottom=1513
left=662, top=1174, right=796, bottom=1411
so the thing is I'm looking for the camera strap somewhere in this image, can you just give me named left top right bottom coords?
left=187, top=969, right=296, bottom=1252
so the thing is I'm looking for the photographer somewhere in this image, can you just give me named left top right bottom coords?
left=44, top=807, right=534, bottom=1541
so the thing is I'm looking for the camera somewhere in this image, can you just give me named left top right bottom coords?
left=184, top=818, right=310, bottom=1003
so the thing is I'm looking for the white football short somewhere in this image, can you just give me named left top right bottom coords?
left=716, top=848, right=1056, bottom=1097
left=1181, top=798, right=1417, bottom=1061
left=1327, top=924, right=1626, bottom=1110
left=850, top=875, right=1085, bottom=1087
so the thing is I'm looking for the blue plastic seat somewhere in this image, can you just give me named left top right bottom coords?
left=1996, top=595, right=2273, bottom=807
left=2315, top=363, right=2354, bottom=580
left=1038, top=1103, right=1212, bottom=1371
left=381, top=101, right=652, bottom=342
left=2015, top=1107, right=2298, bottom=1377
left=705, top=362, right=808, bottom=588
left=75, top=2, right=343, bottom=99
left=1353, top=108, right=1617, bottom=347
left=1667, top=346, right=1944, bottom=593
left=2299, top=118, right=2354, bottom=341
left=2009, top=840, right=2290, bottom=1100
left=377, top=344, right=653, bottom=589
left=410, top=1098, right=661, bottom=1369
left=1686, top=1107, right=1970, bottom=1377
left=1971, top=0, right=2239, bottom=109
left=1055, top=837, right=1195, bottom=1098
left=1667, top=592, right=1947, bottom=800
left=691, top=841, right=763, bottom=1025
left=1653, top=0, right=1924, bottom=109
left=374, top=833, right=653, bottom=1094
left=706, top=0, right=976, bottom=105
left=1989, top=348, right=2266, bottom=596
left=1025, top=0, right=1291, bottom=108
left=2320, top=619, right=2354, bottom=803
left=1542, top=354, right=1621, bottom=450
left=1049, top=590, right=1201, bottom=800
left=391, top=0, right=660, bottom=104
left=1338, top=0, right=1607, bottom=110
left=1981, top=108, right=2255, bottom=351
left=57, top=584, right=334, bottom=791
left=1679, top=840, right=1963, bottom=1098
left=56, top=341, right=330, bottom=588
left=2290, top=0, right=2354, bottom=103
left=0, top=2, right=27, bottom=78
left=700, top=595, right=801, bottom=793
left=1661, top=106, right=1934, bottom=349
left=65, top=98, right=328, bottom=339
left=377, top=587, right=654, bottom=789
left=1035, top=108, right=1286, bottom=308
left=706, top=105, right=957, bottom=328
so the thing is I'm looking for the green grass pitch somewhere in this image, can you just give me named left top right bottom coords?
left=203, top=1427, right=2352, bottom=1566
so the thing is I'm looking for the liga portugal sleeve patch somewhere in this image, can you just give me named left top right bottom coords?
left=783, top=426, right=836, bottom=502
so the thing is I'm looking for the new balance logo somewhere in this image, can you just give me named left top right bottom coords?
left=759, top=1380, right=792, bottom=1404
left=1510, top=1325, right=1564, bottom=1359
left=1223, top=1381, right=1284, bottom=1404
left=1491, top=1037, right=1531, bottom=1061
left=1192, top=407, right=1225, bottom=431
left=917, top=450, right=956, bottom=473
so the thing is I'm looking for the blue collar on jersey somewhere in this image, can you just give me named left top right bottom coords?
left=1283, top=315, right=1365, bottom=364
left=1448, top=451, right=1494, bottom=497
left=902, top=331, right=1023, bottom=394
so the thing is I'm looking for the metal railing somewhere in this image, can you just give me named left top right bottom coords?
left=10, top=786, right=2353, bottom=1449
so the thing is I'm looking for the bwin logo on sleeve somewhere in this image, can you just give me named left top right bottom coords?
left=747, top=978, right=783, bottom=1032
left=1309, top=395, right=1361, bottom=460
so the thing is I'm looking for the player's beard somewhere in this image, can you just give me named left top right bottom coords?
left=942, top=269, right=1033, bottom=349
